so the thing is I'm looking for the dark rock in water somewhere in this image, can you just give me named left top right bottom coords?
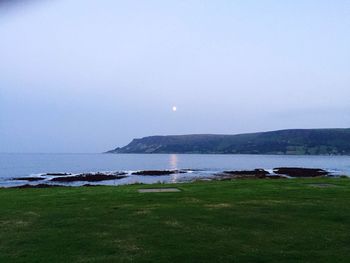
left=12, top=184, right=63, bottom=189
left=13, top=177, right=45, bottom=181
left=273, top=167, right=328, bottom=177
left=45, top=173, right=72, bottom=176
left=223, top=169, right=270, bottom=179
left=132, top=170, right=186, bottom=176
left=50, top=172, right=127, bottom=182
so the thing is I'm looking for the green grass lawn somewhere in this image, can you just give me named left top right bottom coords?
left=1, top=178, right=350, bottom=263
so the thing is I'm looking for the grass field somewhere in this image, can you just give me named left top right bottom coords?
left=1, top=178, right=350, bottom=262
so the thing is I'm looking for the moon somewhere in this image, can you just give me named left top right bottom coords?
left=172, top=106, right=177, bottom=112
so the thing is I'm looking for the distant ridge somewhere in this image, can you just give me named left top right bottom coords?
left=107, top=128, right=350, bottom=155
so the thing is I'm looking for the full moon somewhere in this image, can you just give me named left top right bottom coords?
left=172, top=106, right=177, bottom=112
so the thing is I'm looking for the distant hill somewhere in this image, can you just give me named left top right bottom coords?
left=107, top=128, right=350, bottom=155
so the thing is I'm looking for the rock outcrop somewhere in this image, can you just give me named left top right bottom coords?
left=50, top=172, right=127, bottom=182
left=273, top=167, right=328, bottom=177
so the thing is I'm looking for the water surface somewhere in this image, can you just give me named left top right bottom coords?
left=1, top=153, right=349, bottom=187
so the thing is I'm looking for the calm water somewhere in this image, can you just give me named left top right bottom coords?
left=1, top=153, right=349, bottom=187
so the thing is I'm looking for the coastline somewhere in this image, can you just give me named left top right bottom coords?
left=3, top=167, right=349, bottom=189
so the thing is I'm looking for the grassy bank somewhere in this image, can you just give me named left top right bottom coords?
left=1, top=178, right=350, bottom=262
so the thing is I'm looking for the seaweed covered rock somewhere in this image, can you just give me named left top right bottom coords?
left=51, top=172, right=127, bottom=182
left=45, top=173, right=72, bottom=176
left=222, top=169, right=270, bottom=179
left=12, top=184, right=62, bottom=189
left=13, top=177, right=45, bottom=181
left=273, top=167, right=328, bottom=177
left=132, top=170, right=186, bottom=176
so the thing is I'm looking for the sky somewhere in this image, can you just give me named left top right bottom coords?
left=0, top=0, right=349, bottom=153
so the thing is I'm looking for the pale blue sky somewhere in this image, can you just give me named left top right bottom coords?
left=0, top=0, right=349, bottom=153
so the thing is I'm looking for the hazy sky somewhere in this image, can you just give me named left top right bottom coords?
left=0, top=0, right=349, bottom=153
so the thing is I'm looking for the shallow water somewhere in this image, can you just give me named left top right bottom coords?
left=0, top=153, right=349, bottom=187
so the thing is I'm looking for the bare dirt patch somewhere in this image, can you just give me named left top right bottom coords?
left=308, top=183, right=337, bottom=188
left=0, top=220, right=30, bottom=227
left=112, top=239, right=142, bottom=253
left=184, top=197, right=203, bottom=204
left=134, top=209, right=152, bottom=215
left=205, top=203, right=232, bottom=209
left=138, top=188, right=181, bottom=193
left=164, top=220, right=182, bottom=228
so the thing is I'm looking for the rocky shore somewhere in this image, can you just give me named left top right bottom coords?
left=215, top=167, right=329, bottom=180
left=131, top=170, right=187, bottom=176
left=273, top=167, right=328, bottom=177
left=7, top=167, right=340, bottom=188
left=50, top=172, right=127, bottom=182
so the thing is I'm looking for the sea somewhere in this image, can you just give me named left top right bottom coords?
left=1, top=153, right=350, bottom=187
